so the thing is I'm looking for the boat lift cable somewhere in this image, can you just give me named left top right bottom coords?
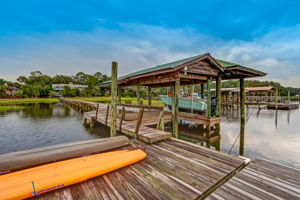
left=228, top=106, right=256, bottom=154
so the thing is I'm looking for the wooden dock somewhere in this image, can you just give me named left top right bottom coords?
left=84, top=104, right=173, bottom=143
left=53, top=98, right=300, bottom=199
left=207, top=158, right=300, bottom=200
left=267, top=103, right=299, bottom=110
left=27, top=139, right=300, bottom=200
left=30, top=138, right=247, bottom=200
left=62, top=98, right=220, bottom=144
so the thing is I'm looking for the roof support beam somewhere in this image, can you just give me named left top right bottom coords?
left=147, top=86, right=151, bottom=108
left=239, top=77, right=245, bottom=156
left=172, top=80, right=180, bottom=138
left=110, top=61, right=118, bottom=137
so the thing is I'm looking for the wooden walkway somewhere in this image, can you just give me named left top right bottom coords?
left=62, top=98, right=221, bottom=143
left=267, top=103, right=299, bottom=110
left=207, top=158, right=300, bottom=200
left=84, top=104, right=173, bottom=143
left=30, top=138, right=247, bottom=200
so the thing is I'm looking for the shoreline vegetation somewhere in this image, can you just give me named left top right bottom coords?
left=0, top=105, right=26, bottom=112
left=0, top=98, right=59, bottom=105
left=0, top=98, right=60, bottom=112
left=1, top=71, right=300, bottom=100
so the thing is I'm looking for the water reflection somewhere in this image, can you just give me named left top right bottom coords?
left=0, top=103, right=107, bottom=154
left=19, top=103, right=72, bottom=118
left=177, top=106, right=300, bottom=169
left=1, top=102, right=300, bottom=169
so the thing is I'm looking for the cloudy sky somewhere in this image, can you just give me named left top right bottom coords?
left=1, top=0, right=300, bottom=87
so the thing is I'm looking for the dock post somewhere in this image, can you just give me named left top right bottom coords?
left=239, top=77, right=245, bottom=156
left=119, top=107, right=125, bottom=131
left=201, top=83, right=204, bottom=99
left=118, top=87, right=122, bottom=104
left=205, top=77, right=212, bottom=135
left=275, top=88, right=278, bottom=110
left=288, top=90, right=290, bottom=104
left=105, top=105, right=109, bottom=124
left=147, top=86, right=152, bottom=108
left=206, top=77, right=211, bottom=119
left=135, top=108, right=144, bottom=137
left=172, top=80, right=180, bottom=138
left=136, top=85, right=141, bottom=105
left=110, top=61, right=118, bottom=137
left=216, top=75, right=222, bottom=132
left=95, top=104, right=99, bottom=121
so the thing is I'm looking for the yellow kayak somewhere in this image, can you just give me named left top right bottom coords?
left=0, top=149, right=146, bottom=200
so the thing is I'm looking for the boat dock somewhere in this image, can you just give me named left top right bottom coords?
left=62, top=98, right=220, bottom=143
left=30, top=138, right=247, bottom=200
left=267, top=103, right=299, bottom=110
left=54, top=98, right=300, bottom=200
left=24, top=138, right=300, bottom=200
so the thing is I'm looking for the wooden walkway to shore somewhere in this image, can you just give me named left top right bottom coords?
left=30, top=138, right=247, bottom=200
left=62, top=98, right=221, bottom=143
left=85, top=104, right=173, bottom=143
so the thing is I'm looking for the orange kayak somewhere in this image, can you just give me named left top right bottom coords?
left=0, top=149, right=146, bottom=200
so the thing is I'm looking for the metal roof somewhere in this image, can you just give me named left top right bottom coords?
left=100, top=53, right=266, bottom=86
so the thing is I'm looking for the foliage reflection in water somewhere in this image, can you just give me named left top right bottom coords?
left=1, top=102, right=300, bottom=170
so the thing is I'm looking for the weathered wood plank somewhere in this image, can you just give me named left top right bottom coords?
left=208, top=158, right=300, bottom=200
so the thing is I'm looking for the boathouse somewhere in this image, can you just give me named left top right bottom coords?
left=100, top=53, right=266, bottom=141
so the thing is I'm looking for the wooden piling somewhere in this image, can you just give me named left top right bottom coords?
left=105, top=105, right=109, bottom=124
left=119, top=107, right=125, bottom=131
left=206, top=77, right=212, bottom=119
left=118, top=87, right=122, bottom=104
left=95, top=104, right=99, bottom=121
left=201, top=83, right=204, bottom=99
left=239, top=77, right=245, bottom=156
left=110, top=61, right=118, bottom=137
left=216, top=75, right=222, bottom=117
left=172, top=80, right=180, bottom=138
left=156, top=110, right=165, bottom=131
left=135, top=108, right=144, bottom=135
left=147, top=86, right=152, bottom=107
left=136, top=85, right=141, bottom=105
left=216, top=75, right=222, bottom=133
left=275, top=88, right=278, bottom=110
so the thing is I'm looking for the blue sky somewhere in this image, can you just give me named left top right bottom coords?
left=1, top=0, right=300, bottom=86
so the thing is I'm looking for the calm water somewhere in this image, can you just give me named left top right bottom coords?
left=220, top=106, right=300, bottom=169
left=0, top=103, right=108, bottom=154
left=1, top=102, right=300, bottom=169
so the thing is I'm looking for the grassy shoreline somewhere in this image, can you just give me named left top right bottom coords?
left=0, top=98, right=59, bottom=105
left=0, top=106, right=26, bottom=112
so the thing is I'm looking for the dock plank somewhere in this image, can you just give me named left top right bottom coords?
left=31, top=139, right=245, bottom=200
left=207, top=158, right=300, bottom=200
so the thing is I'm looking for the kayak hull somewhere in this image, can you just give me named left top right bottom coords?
left=0, top=149, right=146, bottom=200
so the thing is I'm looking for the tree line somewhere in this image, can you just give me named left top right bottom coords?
left=0, top=71, right=110, bottom=98
left=1, top=72, right=299, bottom=98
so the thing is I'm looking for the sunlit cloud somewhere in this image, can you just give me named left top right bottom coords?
left=0, top=23, right=300, bottom=87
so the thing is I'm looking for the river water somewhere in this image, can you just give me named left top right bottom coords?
left=0, top=102, right=300, bottom=169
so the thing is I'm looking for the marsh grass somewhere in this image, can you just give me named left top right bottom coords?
left=0, top=106, right=26, bottom=112
left=0, top=98, right=59, bottom=105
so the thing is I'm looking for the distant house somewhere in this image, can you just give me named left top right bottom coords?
left=52, top=82, right=88, bottom=91
left=5, top=86, right=19, bottom=96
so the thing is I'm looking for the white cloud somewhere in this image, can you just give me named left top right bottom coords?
left=0, top=23, right=300, bottom=87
